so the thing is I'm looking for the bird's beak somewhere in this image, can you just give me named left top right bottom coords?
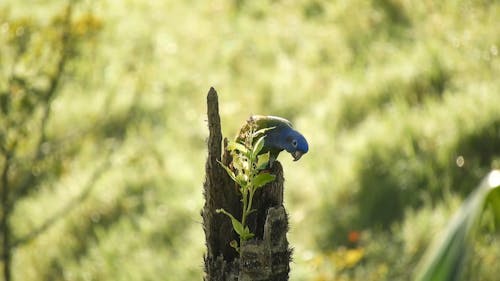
left=292, top=151, right=304, bottom=161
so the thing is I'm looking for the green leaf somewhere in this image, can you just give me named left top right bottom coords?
left=240, top=226, right=255, bottom=240
left=252, top=172, right=276, bottom=188
left=231, top=157, right=244, bottom=172
left=217, top=160, right=237, bottom=182
left=227, top=140, right=248, bottom=154
left=256, top=152, right=271, bottom=170
left=253, top=126, right=275, bottom=138
left=235, top=173, right=248, bottom=187
left=216, top=208, right=245, bottom=237
left=231, top=153, right=249, bottom=173
left=486, top=186, right=500, bottom=227
left=229, top=240, right=239, bottom=253
left=252, top=136, right=266, bottom=158
left=415, top=170, right=500, bottom=281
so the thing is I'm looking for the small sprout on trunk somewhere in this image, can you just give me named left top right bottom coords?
left=217, top=121, right=276, bottom=252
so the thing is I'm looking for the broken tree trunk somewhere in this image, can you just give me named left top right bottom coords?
left=202, top=87, right=291, bottom=281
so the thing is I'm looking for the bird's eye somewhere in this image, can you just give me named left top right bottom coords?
left=292, top=139, right=297, bottom=147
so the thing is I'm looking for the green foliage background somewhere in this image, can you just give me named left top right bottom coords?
left=1, top=0, right=499, bottom=280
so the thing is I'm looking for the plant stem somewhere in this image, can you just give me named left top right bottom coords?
left=247, top=186, right=256, bottom=215
left=240, top=150, right=255, bottom=242
left=241, top=186, right=248, bottom=233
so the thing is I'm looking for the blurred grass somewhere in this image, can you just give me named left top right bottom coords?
left=0, top=0, right=499, bottom=280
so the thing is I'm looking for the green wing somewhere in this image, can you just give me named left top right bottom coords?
left=252, top=115, right=293, bottom=129
left=235, top=115, right=293, bottom=143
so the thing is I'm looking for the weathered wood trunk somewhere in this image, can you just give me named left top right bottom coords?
left=202, top=87, right=291, bottom=281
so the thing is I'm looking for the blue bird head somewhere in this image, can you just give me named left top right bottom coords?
left=266, top=126, right=309, bottom=161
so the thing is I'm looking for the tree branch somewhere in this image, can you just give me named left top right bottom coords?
left=1, top=152, right=12, bottom=280
left=11, top=6, right=73, bottom=203
left=32, top=4, right=71, bottom=163
left=11, top=156, right=111, bottom=248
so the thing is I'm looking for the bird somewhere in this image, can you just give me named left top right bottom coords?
left=236, top=115, right=309, bottom=165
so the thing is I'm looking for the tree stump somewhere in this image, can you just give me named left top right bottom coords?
left=202, top=87, right=291, bottom=281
